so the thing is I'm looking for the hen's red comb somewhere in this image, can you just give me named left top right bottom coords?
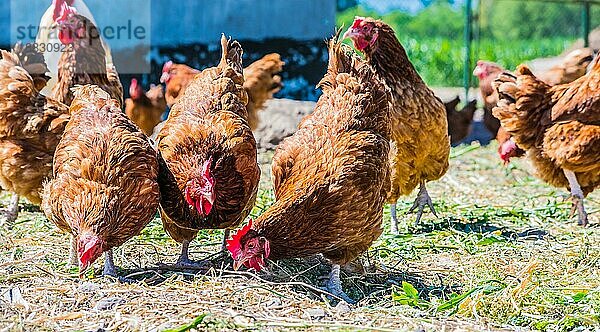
left=226, top=219, right=253, bottom=260
left=351, top=16, right=366, bottom=28
left=53, top=0, right=77, bottom=22
left=162, top=61, right=173, bottom=73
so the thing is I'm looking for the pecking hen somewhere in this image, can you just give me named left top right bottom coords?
left=493, top=55, right=600, bottom=226
left=227, top=34, right=390, bottom=302
left=343, top=17, right=450, bottom=232
left=476, top=49, right=595, bottom=164
left=42, top=85, right=159, bottom=277
left=125, top=78, right=167, bottom=136
left=157, top=35, right=260, bottom=267
left=161, top=53, right=284, bottom=130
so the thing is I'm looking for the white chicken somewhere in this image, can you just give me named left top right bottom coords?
left=35, top=0, right=112, bottom=95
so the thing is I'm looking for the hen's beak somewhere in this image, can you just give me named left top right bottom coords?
left=232, top=257, right=248, bottom=271
left=342, top=28, right=359, bottom=40
left=159, top=72, right=170, bottom=83
left=78, top=262, right=90, bottom=279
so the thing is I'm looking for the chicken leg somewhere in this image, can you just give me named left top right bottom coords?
left=70, top=235, right=78, bottom=266
left=408, top=181, right=437, bottom=224
left=390, top=203, right=399, bottom=234
left=173, top=240, right=207, bottom=268
left=325, top=264, right=356, bottom=304
left=563, top=169, right=588, bottom=227
left=221, top=229, right=230, bottom=253
left=103, top=249, right=118, bottom=277
left=1, top=194, right=20, bottom=225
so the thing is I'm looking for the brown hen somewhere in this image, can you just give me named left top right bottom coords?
left=51, top=3, right=123, bottom=106
left=493, top=55, right=600, bottom=226
left=125, top=78, right=167, bottom=136
left=42, top=85, right=159, bottom=277
left=157, top=35, right=260, bottom=267
left=476, top=49, right=595, bottom=164
left=161, top=54, right=284, bottom=130
left=227, top=35, right=390, bottom=302
left=0, top=48, right=69, bottom=223
left=344, top=17, right=450, bottom=232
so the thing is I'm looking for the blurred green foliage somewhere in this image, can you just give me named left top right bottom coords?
left=337, top=0, right=598, bottom=86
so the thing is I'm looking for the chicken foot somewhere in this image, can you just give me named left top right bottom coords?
left=325, top=264, right=356, bottom=304
left=563, top=169, right=588, bottom=227
left=407, top=182, right=437, bottom=224
left=0, top=194, right=20, bottom=225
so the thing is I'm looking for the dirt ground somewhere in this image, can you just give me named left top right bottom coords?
left=1, top=138, right=598, bottom=331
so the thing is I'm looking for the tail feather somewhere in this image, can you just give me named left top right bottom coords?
left=0, top=49, right=38, bottom=105
left=0, top=48, right=69, bottom=139
left=318, top=29, right=373, bottom=91
left=492, top=65, right=550, bottom=150
left=219, top=34, right=243, bottom=75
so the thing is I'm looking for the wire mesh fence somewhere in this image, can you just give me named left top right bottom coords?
left=336, top=0, right=600, bottom=90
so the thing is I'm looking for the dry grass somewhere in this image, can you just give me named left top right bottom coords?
left=0, top=143, right=598, bottom=331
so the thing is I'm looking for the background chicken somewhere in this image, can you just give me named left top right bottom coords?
left=160, top=61, right=199, bottom=108
left=125, top=78, right=167, bottom=136
left=0, top=47, right=69, bottom=223
left=161, top=54, right=284, bottom=130
left=445, top=96, right=477, bottom=146
left=157, top=35, right=260, bottom=267
left=473, top=60, right=505, bottom=137
left=343, top=17, right=450, bottom=233
left=241, top=54, right=284, bottom=129
left=540, top=48, right=595, bottom=86
left=36, top=0, right=113, bottom=95
left=227, top=35, right=390, bottom=303
left=42, top=85, right=159, bottom=277
left=476, top=48, right=595, bottom=164
left=51, top=1, right=122, bottom=106
left=493, top=55, right=600, bottom=226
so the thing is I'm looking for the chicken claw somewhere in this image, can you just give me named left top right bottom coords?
left=569, top=195, right=588, bottom=227
left=407, top=182, right=437, bottom=224
left=325, top=264, right=356, bottom=304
